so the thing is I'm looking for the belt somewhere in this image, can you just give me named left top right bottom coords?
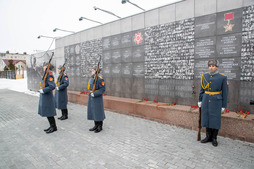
left=90, top=90, right=98, bottom=93
left=205, top=91, right=221, bottom=95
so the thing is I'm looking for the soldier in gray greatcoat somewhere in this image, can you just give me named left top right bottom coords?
left=38, top=62, right=57, bottom=134
left=87, top=67, right=105, bottom=133
left=55, top=65, right=69, bottom=120
left=198, top=60, right=228, bottom=147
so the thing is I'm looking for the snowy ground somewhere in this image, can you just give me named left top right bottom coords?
left=0, top=78, right=39, bottom=97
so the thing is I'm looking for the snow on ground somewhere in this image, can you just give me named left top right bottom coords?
left=0, top=78, right=39, bottom=97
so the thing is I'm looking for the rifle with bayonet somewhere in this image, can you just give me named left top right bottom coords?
left=57, top=59, right=67, bottom=87
left=40, top=52, right=54, bottom=89
left=92, top=55, right=102, bottom=92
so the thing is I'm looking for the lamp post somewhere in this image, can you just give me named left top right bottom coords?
left=94, top=6, right=121, bottom=19
left=53, top=28, right=75, bottom=34
left=79, top=17, right=103, bottom=24
left=121, top=0, right=145, bottom=11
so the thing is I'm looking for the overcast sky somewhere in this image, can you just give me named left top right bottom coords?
left=0, top=0, right=182, bottom=54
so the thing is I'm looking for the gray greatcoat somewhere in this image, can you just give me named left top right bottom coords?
left=38, top=71, right=56, bottom=117
left=199, top=72, right=228, bottom=129
left=87, top=75, right=105, bottom=121
left=55, top=73, right=69, bottom=109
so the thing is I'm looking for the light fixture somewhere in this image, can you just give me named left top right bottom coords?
left=79, top=17, right=103, bottom=24
left=121, top=0, right=145, bottom=11
left=37, top=35, right=56, bottom=39
left=93, top=6, right=121, bottom=19
left=53, top=28, right=75, bottom=33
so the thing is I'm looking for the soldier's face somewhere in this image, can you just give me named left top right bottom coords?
left=91, top=69, right=96, bottom=75
left=43, top=66, right=47, bottom=71
left=209, top=65, right=218, bottom=72
left=58, top=69, right=61, bottom=73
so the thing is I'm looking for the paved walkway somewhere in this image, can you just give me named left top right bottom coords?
left=0, top=89, right=253, bottom=169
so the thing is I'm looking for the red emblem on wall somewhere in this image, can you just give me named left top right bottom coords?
left=224, top=12, right=234, bottom=32
left=134, top=32, right=143, bottom=45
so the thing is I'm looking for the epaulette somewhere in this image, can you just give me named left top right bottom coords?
left=99, top=75, right=103, bottom=79
left=64, top=73, right=67, bottom=75
left=219, top=73, right=226, bottom=76
left=204, top=72, right=209, bottom=74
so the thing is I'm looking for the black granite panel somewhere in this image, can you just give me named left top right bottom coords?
left=121, top=78, right=133, bottom=98
left=132, top=78, right=145, bottom=99
left=110, top=78, right=122, bottom=97
left=121, top=32, right=132, bottom=48
left=103, top=51, right=111, bottom=64
left=111, top=49, right=121, bottom=63
left=121, top=63, right=133, bottom=78
left=102, top=37, right=111, bottom=50
left=195, top=14, right=216, bottom=38
left=133, top=46, right=145, bottom=62
left=133, top=62, right=144, bottom=78
left=217, top=8, right=243, bottom=35
left=218, top=57, right=240, bottom=80
left=102, top=64, right=111, bottom=78
left=111, top=63, right=121, bottom=78
left=195, top=37, right=216, bottom=59
left=121, top=47, right=132, bottom=63
left=216, top=33, right=242, bottom=58
left=111, top=35, right=121, bottom=49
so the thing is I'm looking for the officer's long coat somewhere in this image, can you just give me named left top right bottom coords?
left=38, top=71, right=56, bottom=117
left=199, top=72, right=228, bottom=129
left=55, top=73, right=69, bottom=109
left=87, top=75, right=105, bottom=121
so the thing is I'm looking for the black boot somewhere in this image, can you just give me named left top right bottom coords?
left=58, top=110, right=64, bottom=120
left=44, top=126, right=51, bottom=132
left=61, top=109, right=68, bottom=120
left=46, top=117, right=57, bottom=134
left=94, top=121, right=103, bottom=133
left=201, top=128, right=212, bottom=143
left=89, top=121, right=98, bottom=131
left=212, top=129, right=219, bottom=147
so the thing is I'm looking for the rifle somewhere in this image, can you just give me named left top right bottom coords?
left=92, top=55, right=102, bottom=92
left=197, top=107, right=202, bottom=141
left=40, top=52, right=54, bottom=89
left=57, top=59, right=67, bottom=87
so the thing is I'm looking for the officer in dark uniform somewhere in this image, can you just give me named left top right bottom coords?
left=55, top=65, right=69, bottom=120
left=87, top=67, right=105, bottom=133
left=38, top=62, right=57, bottom=134
left=198, top=60, right=228, bottom=146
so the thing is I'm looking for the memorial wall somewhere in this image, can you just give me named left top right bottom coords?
left=28, top=0, right=254, bottom=112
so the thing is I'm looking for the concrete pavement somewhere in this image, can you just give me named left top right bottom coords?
left=0, top=89, right=253, bottom=169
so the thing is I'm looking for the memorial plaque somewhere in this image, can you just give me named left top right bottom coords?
left=102, top=37, right=111, bottom=50
left=111, top=49, right=121, bottom=63
left=103, top=64, right=111, bottom=78
left=121, top=32, right=132, bottom=48
left=133, top=63, right=144, bottom=78
left=194, top=59, right=211, bottom=79
left=121, top=63, right=133, bottom=78
left=111, top=63, right=121, bottom=78
left=217, top=8, right=242, bottom=35
left=195, top=37, right=216, bottom=59
left=111, top=35, right=121, bottom=49
left=195, top=14, right=216, bottom=38
left=133, top=46, right=145, bottom=62
left=216, top=33, right=242, bottom=58
left=121, top=47, right=132, bottom=63
left=132, top=29, right=145, bottom=46
left=103, top=51, right=111, bottom=64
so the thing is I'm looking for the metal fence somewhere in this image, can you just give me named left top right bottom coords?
left=0, top=71, right=16, bottom=79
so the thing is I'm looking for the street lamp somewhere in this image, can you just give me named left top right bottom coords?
left=94, top=6, right=121, bottom=19
left=79, top=17, right=103, bottom=24
left=53, top=28, right=75, bottom=33
left=37, top=35, right=56, bottom=39
left=121, top=0, right=145, bottom=11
